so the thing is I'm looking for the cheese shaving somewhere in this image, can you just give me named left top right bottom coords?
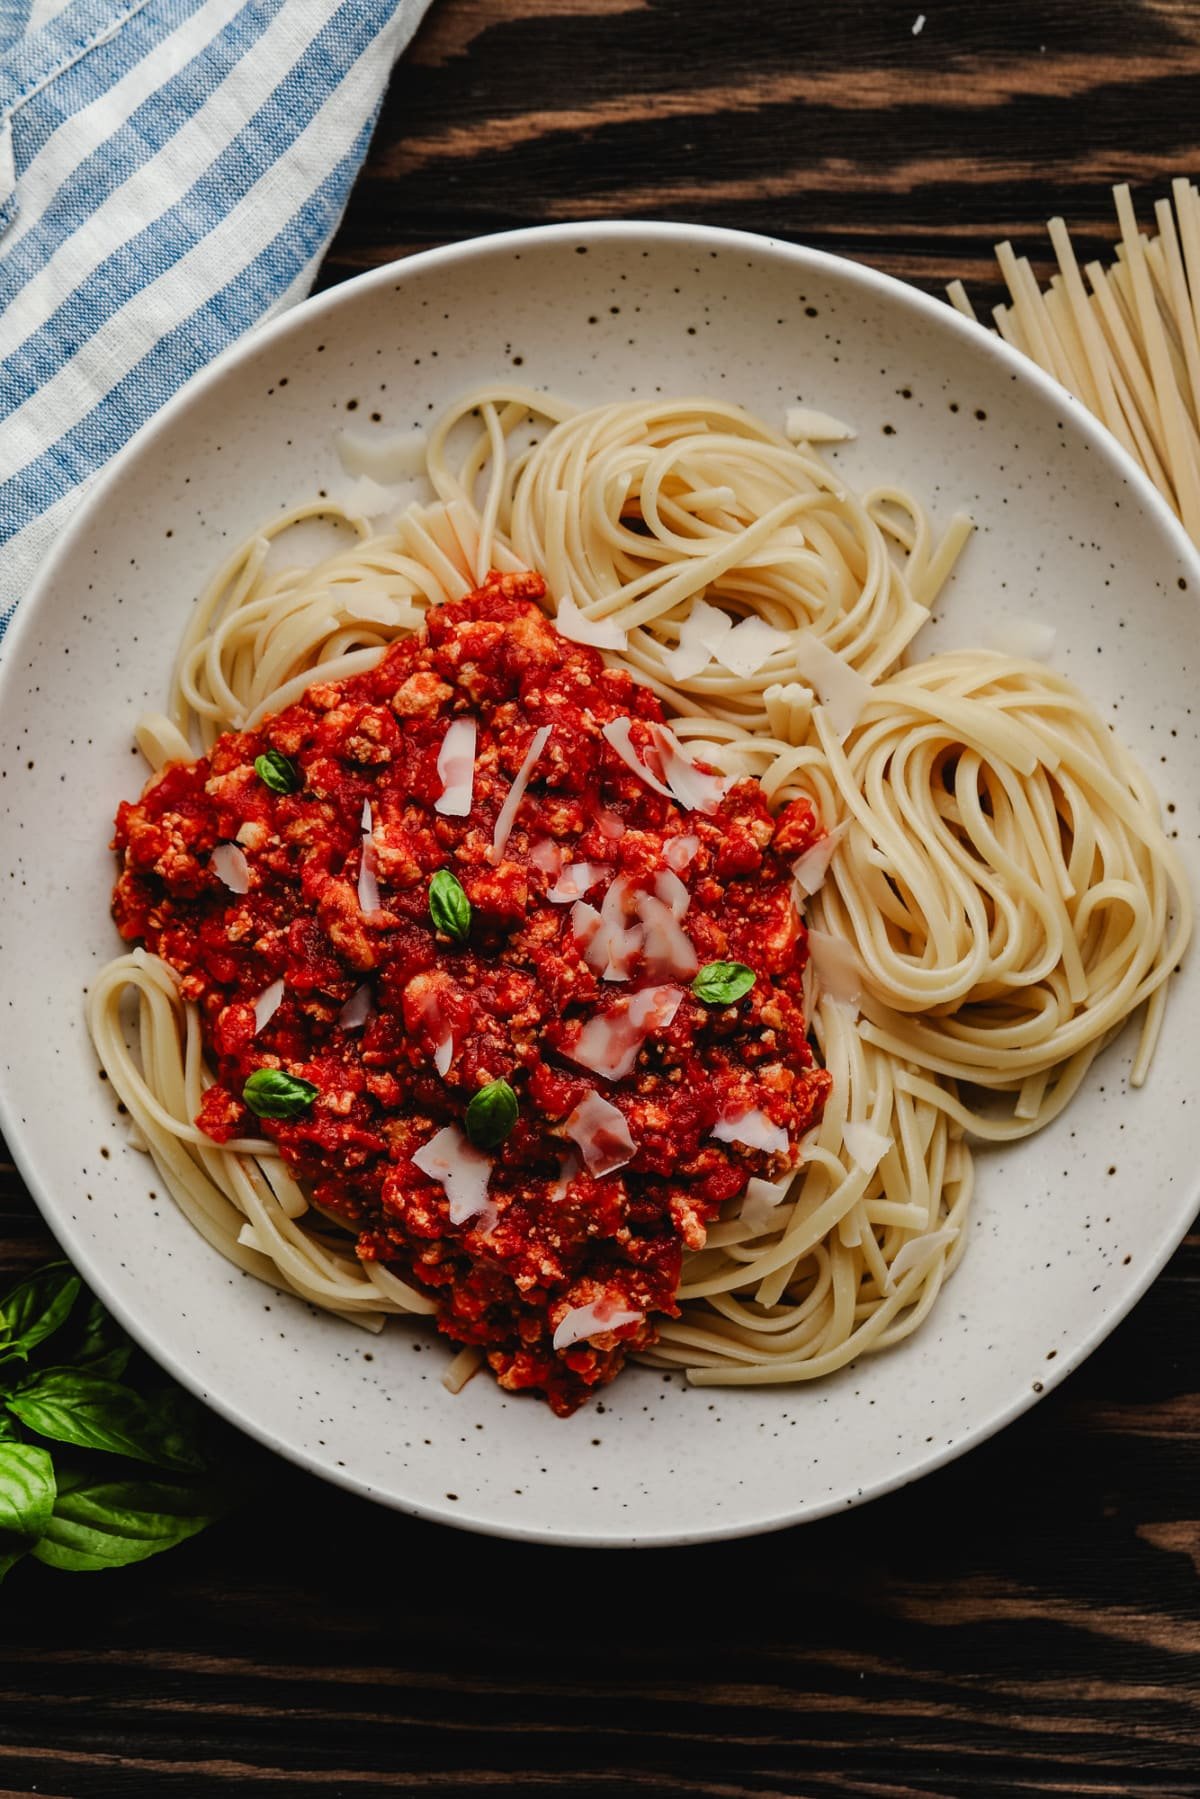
left=714, top=615, right=791, bottom=678
left=738, top=1174, right=794, bottom=1236
left=792, top=822, right=849, bottom=897
left=490, top=724, right=552, bottom=863
left=563, top=1090, right=637, bottom=1176
left=337, top=984, right=373, bottom=1031
left=842, top=1120, right=892, bottom=1176
left=806, top=928, right=864, bottom=1007
left=663, top=834, right=700, bottom=872
left=634, top=890, right=698, bottom=980
left=434, top=717, right=477, bottom=818
left=337, top=475, right=403, bottom=521
left=357, top=805, right=381, bottom=914
left=784, top=405, right=857, bottom=443
left=211, top=843, right=250, bottom=894
left=650, top=723, right=732, bottom=815
left=661, top=599, right=733, bottom=679
left=412, top=1124, right=496, bottom=1230
left=887, top=1226, right=959, bottom=1290
left=794, top=632, right=874, bottom=738
left=252, top=979, right=285, bottom=1034
left=549, top=862, right=615, bottom=903
left=552, top=1298, right=644, bottom=1352
left=711, top=1107, right=789, bottom=1156
left=566, top=984, right=684, bottom=1081
left=555, top=594, right=628, bottom=650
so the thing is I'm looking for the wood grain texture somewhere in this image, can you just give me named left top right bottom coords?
left=3, top=1, right=1199, bottom=1793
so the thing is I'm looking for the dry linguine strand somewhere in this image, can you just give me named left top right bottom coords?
left=87, top=387, right=1189, bottom=1394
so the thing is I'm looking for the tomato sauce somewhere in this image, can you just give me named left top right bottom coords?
left=111, top=572, right=831, bottom=1413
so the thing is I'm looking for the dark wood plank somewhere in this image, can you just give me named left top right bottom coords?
left=4, top=1, right=1199, bottom=1794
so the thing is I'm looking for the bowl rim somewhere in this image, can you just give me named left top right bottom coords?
left=3, top=217, right=1199, bottom=1548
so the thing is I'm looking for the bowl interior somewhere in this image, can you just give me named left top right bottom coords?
left=1, top=223, right=1198, bottom=1545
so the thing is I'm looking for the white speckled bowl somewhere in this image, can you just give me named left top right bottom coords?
left=1, top=223, right=1198, bottom=1546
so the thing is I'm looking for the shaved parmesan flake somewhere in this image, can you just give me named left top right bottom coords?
left=434, top=717, right=477, bottom=818
left=253, top=980, right=285, bottom=1034
left=654, top=868, right=691, bottom=917
left=433, top=1033, right=454, bottom=1077
left=887, top=1226, right=958, bottom=1290
left=634, top=891, right=698, bottom=980
left=338, top=984, right=373, bottom=1031
left=490, top=724, right=552, bottom=863
left=211, top=843, right=250, bottom=894
left=549, top=1149, right=582, bottom=1203
left=650, top=723, right=732, bottom=815
left=842, top=1121, right=892, bottom=1176
left=663, top=833, right=700, bottom=873
left=564, top=1090, right=637, bottom=1176
left=570, top=899, right=603, bottom=953
left=338, top=426, right=427, bottom=484
left=553, top=1298, right=644, bottom=1352
left=529, top=837, right=564, bottom=876
left=357, top=806, right=381, bottom=914
left=739, top=1175, right=794, bottom=1236
left=792, top=822, right=849, bottom=897
left=549, top=862, right=614, bottom=903
left=413, top=1124, right=495, bottom=1230
left=806, top=928, right=863, bottom=1007
left=662, top=599, right=733, bottom=680
left=794, top=632, right=874, bottom=739
left=714, top=615, right=791, bottom=678
left=566, top=984, right=683, bottom=1081
left=555, top=594, right=628, bottom=651
left=573, top=874, right=634, bottom=982
left=338, top=475, right=403, bottom=520
left=336, top=592, right=414, bottom=628
left=360, top=799, right=372, bottom=832
left=984, top=616, right=1057, bottom=661
left=712, top=1108, right=789, bottom=1156
left=785, top=406, right=857, bottom=443
left=597, top=808, right=626, bottom=841
left=601, top=717, right=676, bottom=802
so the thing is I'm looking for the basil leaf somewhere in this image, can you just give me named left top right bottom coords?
left=242, top=1068, right=318, bottom=1120
left=0, top=1548, right=26, bottom=1584
left=692, top=961, right=756, bottom=1006
left=31, top=1471, right=222, bottom=1573
left=465, top=1078, right=518, bottom=1149
left=254, top=749, right=299, bottom=794
left=73, top=1293, right=134, bottom=1381
left=0, top=1442, right=55, bottom=1540
left=6, top=1370, right=205, bottom=1473
left=0, top=1264, right=81, bottom=1368
left=0, top=1412, right=19, bottom=1442
left=429, top=869, right=471, bottom=943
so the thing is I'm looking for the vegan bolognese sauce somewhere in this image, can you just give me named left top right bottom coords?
left=110, top=570, right=831, bottom=1413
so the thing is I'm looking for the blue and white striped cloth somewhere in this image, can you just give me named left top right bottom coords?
left=0, top=0, right=432, bottom=630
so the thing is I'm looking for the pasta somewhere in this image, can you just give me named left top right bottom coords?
left=88, top=385, right=1190, bottom=1395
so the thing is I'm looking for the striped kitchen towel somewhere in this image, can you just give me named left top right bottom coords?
left=0, top=0, right=433, bottom=630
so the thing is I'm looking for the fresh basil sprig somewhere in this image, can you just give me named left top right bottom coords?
left=429, top=869, right=471, bottom=943
left=242, top=1068, right=318, bottom=1120
left=0, top=1262, right=236, bottom=1584
left=465, top=1078, right=519, bottom=1149
left=692, top=961, right=756, bottom=1006
left=254, top=749, right=299, bottom=794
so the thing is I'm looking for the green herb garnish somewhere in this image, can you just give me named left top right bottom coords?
left=254, top=749, right=299, bottom=794
left=429, top=869, right=471, bottom=943
left=465, top=1078, right=519, bottom=1149
left=692, top=961, right=756, bottom=1006
left=0, top=1262, right=234, bottom=1582
left=242, top=1069, right=318, bottom=1120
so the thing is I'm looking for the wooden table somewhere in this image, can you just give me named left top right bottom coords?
left=3, top=1, right=1198, bottom=1791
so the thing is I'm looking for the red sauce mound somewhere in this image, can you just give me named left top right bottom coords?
left=111, top=572, right=831, bottom=1413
